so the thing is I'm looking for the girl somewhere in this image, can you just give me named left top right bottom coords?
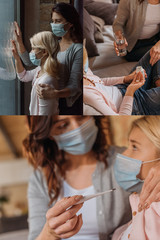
left=113, top=0, right=160, bottom=65
left=15, top=2, right=83, bottom=115
left=12, top=31, right=60, bottom=115
left=83, top=48, right=160, bottom=115
left=23, top=116, right=160, bottom=240
left=112, top=116, right=160, bottom=240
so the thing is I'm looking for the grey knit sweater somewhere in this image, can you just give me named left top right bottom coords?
left=27, top=146, right=132, bottom=240
left=113, top=0, right=148, bottom=52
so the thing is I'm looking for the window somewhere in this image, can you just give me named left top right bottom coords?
left=0, top=0, right=21, bottom=114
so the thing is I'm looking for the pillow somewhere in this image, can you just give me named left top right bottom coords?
left=83, top=8, right=99, bottom=57
left=94, top=0, right=112, bottom=3
left=84, top=0, right=118, bottom=25
left=91, top=15, right=105, bottom=43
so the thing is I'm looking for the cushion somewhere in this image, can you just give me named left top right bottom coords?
left=83, top=8, right=99, bottom=57
left=91, top=15, right=105, bottom=43
left=84, top=0, right=118, bottom=25
left=94, top=0, right=112, bottom=3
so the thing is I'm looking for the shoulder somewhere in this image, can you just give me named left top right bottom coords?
left=67, top=43, right=83, bottom=54
left=40, top=73, right=55, bottom=86
left=28, top=168, right=48, bottom=197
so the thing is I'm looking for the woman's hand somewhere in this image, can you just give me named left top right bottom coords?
left=124, top=69, right=147, bottom=84
left=36, top=84, right=57, bottom=99
left=150, top=40, right=160, bottom=66
left=125, top=72, right=145, bottom=96
left=114, top=38, right=128, bottom=56
left=138, top=162, right=160, bottom=212
left=11, top=40, right=20, bottom=61
left=14, top=21, right=26, bottom=54
left=37, top=195, right=83, bottom=240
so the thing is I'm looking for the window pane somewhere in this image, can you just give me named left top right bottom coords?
left=0, top=0, right=20, bottom=115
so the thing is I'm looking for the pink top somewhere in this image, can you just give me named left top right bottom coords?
left=84, top=69, right=133, bottom=115
left=112, top=193, right=160, bottom=240
left=17, top=67, right=59, bottom=115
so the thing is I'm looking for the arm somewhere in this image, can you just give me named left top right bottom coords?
left=14, top=21, right=33, bottom=67
left=112, top=0, right=130, bottom=34
left=66, top=45, right=83, bottom=97
left=101, top=76, right=125, bottom=86
left=28, top=171, right=83, bottom=240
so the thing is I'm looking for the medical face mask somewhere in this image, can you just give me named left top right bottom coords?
left=53, top=118, right=98, bottom=155
left=29, top=51, right=42, bottom=66
left=50, top=23, right=68, bottom=37
left=84, top=59, right=89, bottom=73
left=114, top=153, right=160, bottom=192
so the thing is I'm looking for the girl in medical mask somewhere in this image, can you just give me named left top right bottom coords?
left=15, top=2, right=83, bottom=115
left=12, top=31, right=59, bottom=115
left=112, top=116, right=160, bottom=240
left=23, top=116, right=160, bottom=240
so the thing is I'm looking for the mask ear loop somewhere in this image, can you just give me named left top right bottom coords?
left=142, top=157, right=160, bottom=164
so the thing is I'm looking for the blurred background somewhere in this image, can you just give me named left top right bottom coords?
left=0, top=115, right=140, bottom=240
left=0, top=0, right=82, bottom=115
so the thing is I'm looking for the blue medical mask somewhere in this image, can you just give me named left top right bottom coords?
left=84, top=59, right=89, bottom=73
left=50, top=23, right=68, bottom=37
left=114, top=153, right=160, bottom=192
left=53, top=118, right=98, bottom=155
left=29, top=51, right=42, bottom=66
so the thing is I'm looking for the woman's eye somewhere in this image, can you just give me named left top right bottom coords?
left=132, top=144, right=138, bottom=151
left=57, top=123, right=68, bottom=129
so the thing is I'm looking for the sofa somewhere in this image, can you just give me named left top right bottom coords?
left=83, top=0, right=137, bottom=115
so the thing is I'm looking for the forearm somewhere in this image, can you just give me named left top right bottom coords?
left=55, top=88, right=71, bottom=98
left=15, top=58, right=25, bottom=74
left=18, top=41, right=26, bottom=54
left=124, top=88, right=134, bottom=97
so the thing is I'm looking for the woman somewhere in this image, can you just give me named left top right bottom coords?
left=12, top=31, right=59, bottom=115
left=84, top=49, right=160, bottom=115
left=113, top=0, right=160, bottom=65
left=112, top=116, right=160, bottom=240
left=15, top=2, right=83, bottom=114
left=23, top=116, right=160, bottom=240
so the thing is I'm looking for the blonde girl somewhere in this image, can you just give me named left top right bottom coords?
left=113, top=116, right=160, bottom=240
left=12, top=31, right=60, bottom=115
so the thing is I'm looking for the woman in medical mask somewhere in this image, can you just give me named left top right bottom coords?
left=113, top=116, right=160, bottom=240
left=12, top=31, right=59, bottom=115
left=23, top=116, right=160, bottom=240
left=15, top=2, right=83, bottom=115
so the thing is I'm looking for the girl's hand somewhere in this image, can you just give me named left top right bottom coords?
left=36, top=84, right=57, bottom=99
left=126, top=72, right=145, bottom=95
left=39, top=195, right=83, bottom=240
left=14, top=21, right=26, bottom=54
left=124, top=69, right=147, bottom=84
left=138, top=162, right=160, bottom=212
left=150, top=40, right=160, bottom=66
left=11, top=40, right=20, bottom=61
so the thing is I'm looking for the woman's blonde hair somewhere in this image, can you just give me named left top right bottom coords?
left=131, top=116, right=160, bottom=154
left=30, top=31, right=60, bottom=78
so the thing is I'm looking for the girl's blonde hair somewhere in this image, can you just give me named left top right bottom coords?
left=30, top=31, right=60, bottom=78
left=131, top=116, right=160, bottom=153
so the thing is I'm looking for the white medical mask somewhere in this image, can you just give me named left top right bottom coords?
left=29, top=51, right=43, bottom=66
left=114, top=153, right=160, bottom=192
left=53, top=118, right=98, bottom=155
left=50, top=22, right=68, bottom=37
